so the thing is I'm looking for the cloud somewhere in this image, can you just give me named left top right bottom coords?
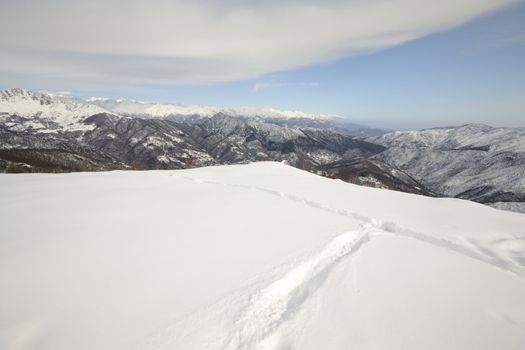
left=0, top=0, right=520, bottom=88
left=39, top=90, right=74, bottom=96
left=252, top=82, right=319, bottom=92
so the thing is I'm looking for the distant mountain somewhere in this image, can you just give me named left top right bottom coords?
left=0, top=88, right=425, bottom=195
left=5, top=88, right=525, bottom=212
left=89, top=97, right=384, bottom=137
left=369, top=124, right=525, bottom=212
left=0, top=88, right=109, bottom=132
left=88, top=97, right=329, bottom=120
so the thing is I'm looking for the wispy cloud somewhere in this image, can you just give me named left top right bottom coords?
left=38, top=90, right=74, bottom=97
left=252, top=82, right=320, bottom=92
left=0, top=0, right=520, bottom=89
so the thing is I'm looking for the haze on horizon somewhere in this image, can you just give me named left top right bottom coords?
left=1, top=0, right=524, bottom=129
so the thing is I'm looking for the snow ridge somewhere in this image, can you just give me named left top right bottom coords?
left=0, top=88, right=110, bottom=132
left=89, top=97, right=335, bottom=120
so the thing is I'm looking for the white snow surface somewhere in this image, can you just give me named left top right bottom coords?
left=1, top=162, right=525, bottom=350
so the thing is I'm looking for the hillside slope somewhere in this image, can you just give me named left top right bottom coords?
left=1, top=162, right=524, bottom=350
left=370, top=124, right=525, bottom=212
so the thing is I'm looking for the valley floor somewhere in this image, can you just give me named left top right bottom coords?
left=1, top=162, right=524, bottom=349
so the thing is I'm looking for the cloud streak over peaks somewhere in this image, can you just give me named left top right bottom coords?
left=0, top=0, right=520, bottom=88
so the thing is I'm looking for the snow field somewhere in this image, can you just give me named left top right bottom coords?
left=1, top=162, right=525, bottom=350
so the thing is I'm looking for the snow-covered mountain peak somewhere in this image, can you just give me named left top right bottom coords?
left=1, top=88, right=55, bottom=109
left=1, top=88, right=71, bottom=105
left=3, top=88, right=380, bottom=137
left=0, top=88, right=33, bottom=100
left=86, top=98, right=219, bottom=118
left=88, top=97, right=335, bottom=121
left=0, top=88, right=112, bottom=132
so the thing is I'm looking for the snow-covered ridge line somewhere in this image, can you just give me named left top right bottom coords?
left=371, top=123, right=525, bottom=153
left=1, top=88, right=337, bottom=123
left=0, top=88, right=111, bottom=132
left=0, top=88, right=108, bottom=116
left=88, top=96, right=337, bottom=120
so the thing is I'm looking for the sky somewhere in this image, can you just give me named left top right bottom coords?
left=1, top=0, right=524, bottom=129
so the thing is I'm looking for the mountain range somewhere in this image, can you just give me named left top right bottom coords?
left=0, top=88, right=428, bottom=196
left=369, top=124, right=525, bottom=213
left=1, top=88, right=524, bottom=212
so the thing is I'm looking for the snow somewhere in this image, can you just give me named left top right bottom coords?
left=372, top=123, right=525, bottom=153
left=370, top=124, right=525, bottom=208
left=358, top=176, right=387, bottom=189
left=156, top=155, right=170, bottom=163
left=1, top=162, right=525, bottom=350
left=223, top=228, right=371, bottom=350
left=0, top=88, right=108, bottom=132
left=89, top=98, right=334, bottom=120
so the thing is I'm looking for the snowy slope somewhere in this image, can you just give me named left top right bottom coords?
left=0, top=89, right=110, bottom=132
left=1, top=163, right=525, bottom=350
left=370, top=124, right=525, bottom=211
left=372, top=123, right=525, bottom=153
